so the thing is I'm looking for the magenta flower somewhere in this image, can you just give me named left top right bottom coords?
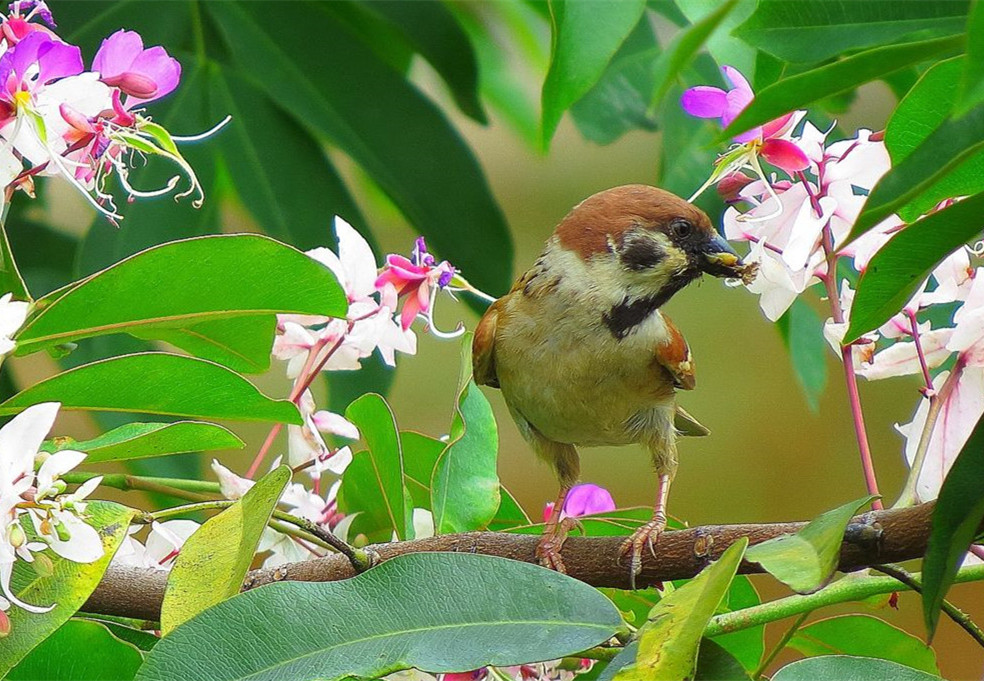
left=375, top=237, right=456, bottom=331
left=681, top=65, right=809, bottom=175
left=0, top=1, right=56, bottom=46
left=543, top=483, right=616, bottom=522
left=0, top=31, right=81, bottom=129
left=92, top=29, right=180, bottom=105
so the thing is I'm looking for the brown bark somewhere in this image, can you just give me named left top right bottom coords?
left=82, top=502, right=934, bottom=622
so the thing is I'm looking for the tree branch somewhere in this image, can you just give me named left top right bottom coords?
left=83, top=502, right=939, bottom=622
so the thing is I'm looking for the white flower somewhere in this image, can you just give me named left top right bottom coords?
left=211, top=459, right=255, bottom=500
left=112, top=520, right=200, bottom=571
left=307, top=217, right=379, bottom=305
left=0, top=293, right=29, bottom=356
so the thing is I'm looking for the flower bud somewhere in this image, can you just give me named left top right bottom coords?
left=0, top=609, right=10, bottom=638
left=716, top=171, right=754, bottom=203
left=32, top=553, right=54, bottom=578
left=54, top=519, right=72, bottom=542
left=7, top=522, right=26, bottom=549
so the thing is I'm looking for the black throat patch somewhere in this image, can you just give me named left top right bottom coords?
left=602, top=271, right=698, bottom=339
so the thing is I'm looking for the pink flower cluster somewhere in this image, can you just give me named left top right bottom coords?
left=0, top=1, right=211, bottom=219
left=683, top=66, right=984, bottom=505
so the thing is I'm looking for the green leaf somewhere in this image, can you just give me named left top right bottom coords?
left=612, top=538, right=748, bottom=680
left=851, top=100, right=984, bottom=240
left=0, top=219, right=30, bottom=302
left=648, top=0, right=738, bottom=107
left=958, top=1, right=984, bottom=114
left=43, top=421, right=243, bottom=463
left=161, top=466, right=290, bottom=634
left=432, top=333, right=500, bottom=533
left=923, top=411, right=984, bottom=638
left=205, top=2, right=513, bottom=296
left=674, top=0, right=760, bottom=85
left=6, top=619, right=144, bottom=681
left=734, top=0, right=968, bottom=63
left=541, top=0, right=647, bottom=145
left=843, top=191, right=984, bottom=343
left=136, top=553, right=622, bottom=681
left=658, top=79, right=721, bottom=214
left=85, top=619, right=158, bottom=653
left=715, top=576, right=764, bottom=673
left=507, top=506, right=685, bottom=537
left=788, top=615, right=938, bottom=675
left=0, top=502, right=135, bottom=675
left=0, top=352, right=300, bottom=425
left=15, top=234, right=345, bottom=362
left=338, top=394, right=411, bottom=542
left=883, top=57, right=984, bottom=223
left=771, top=656, right=940, bottom=681
left=694, top=639, right=751, bottom=681
left=721, top=35, right=963, bottom=142
left=488, top=485, right=533, bottom=531
left=745, top=496, right=877, bottom=593
left=570, top=17, right=661, bottom=145
left=359, top=1, right=486, bottom=123
left=777, top=299, right=828, bottom=412
left=130, top=315, right=278, bottom=375
left=401, top=430, right=445, bottom=509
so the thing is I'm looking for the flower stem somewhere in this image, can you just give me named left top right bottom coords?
left=706, top=563, right=984, bottom=637
left=895, top=360, right=964, bottom=508
left=62, top=471, right=219, bottom=502
left=907, top=310, right=934, bottom=393
left=820, top=226, right=882, bottom=510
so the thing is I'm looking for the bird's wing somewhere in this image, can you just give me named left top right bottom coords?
left=653, top=313, right=696, bottom=391
left=472, top=301, right=500, bottom=388
left=674, top=405, right=710, bottom=437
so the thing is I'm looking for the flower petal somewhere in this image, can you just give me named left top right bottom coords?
left=680, top=86, right=728, bottom=118
left=761, top=138, right=810, bottom=173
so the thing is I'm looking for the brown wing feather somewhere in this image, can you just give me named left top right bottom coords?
left=653, top=313, right=696, bottom=391
left=473, top=301, right=501, bottom=388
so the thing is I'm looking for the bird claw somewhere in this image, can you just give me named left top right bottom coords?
left=619, top=518, right=666, bottom=590
left=536, top=517, right=578, bottom=574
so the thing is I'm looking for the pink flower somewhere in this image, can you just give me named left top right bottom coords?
left=681, top=65, right=808, bottom=173
left=92, top=30, right=180, bottom=106
left=542, top=483, right=616, bottom=522
left=375, top=237, right=456, bottom=332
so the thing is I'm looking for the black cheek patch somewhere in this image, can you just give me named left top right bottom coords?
left=620, top=238, right=666, bottom=271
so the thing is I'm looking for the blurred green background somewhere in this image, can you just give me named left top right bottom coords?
left=8, top=1, right=982, bottom=678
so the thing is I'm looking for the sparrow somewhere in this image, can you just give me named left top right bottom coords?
left=472, top=184, right=754, bottom=580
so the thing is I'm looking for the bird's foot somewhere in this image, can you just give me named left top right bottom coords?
left=536, top=517, right=579, bottom=573
left=619, top=515, right=666, bottom=589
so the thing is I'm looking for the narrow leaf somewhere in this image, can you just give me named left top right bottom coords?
left=43, top=421, right=244, bottom=463
left=0, top=219, right=30, bottom=302
left=777, top=299, right=829, bottom=411
left=721, top=35, right=963, bottom=142
left=338, top=393, right=410, bottom=541
left=958, top=0, right=984, bottom=115
left=613, top=538, right=748, bottom=680
left=15, top=234, right=346, bottom=357
left=0, top=502, right=135, bottom=674
left=0, top=352, right=301, bottom=425
left=161, top=466, right=290, bottom=634
left=844, top=191, right=984, bottom=343
left=401, top=430, right=445, bottom=509
left=6, top=619, right=144, bottom=681
left=432, top=333, right=500, bottom=533
left=745, top=496, right=876, bottom=593
left=541, top=0, right=646, bottom=145
left=922, top=411, right=984, bottom=638
left=137, top=553, right=622, bottom=681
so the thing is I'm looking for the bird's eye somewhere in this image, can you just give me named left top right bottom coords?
left=670, top=219, right=693, bottom=239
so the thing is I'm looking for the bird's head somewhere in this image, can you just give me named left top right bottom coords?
left=554, top=184, right=752, bottom=306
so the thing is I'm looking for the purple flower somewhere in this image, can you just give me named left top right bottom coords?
left=543, top=483, right=616, bottom=522
left=92, top=29, right=180, bottom=104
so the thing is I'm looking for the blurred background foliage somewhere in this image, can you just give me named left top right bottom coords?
left=7, top=1, right=981, bottom=676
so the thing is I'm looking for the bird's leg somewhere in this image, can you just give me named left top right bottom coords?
left=536, top=485, right=575, bottom=572
left=621, top=473, right=672, bottom=588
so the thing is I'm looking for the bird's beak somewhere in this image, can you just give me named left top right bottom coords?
left=699, top=233, right=745, bottom=278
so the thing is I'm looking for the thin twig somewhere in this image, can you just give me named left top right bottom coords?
left=753, top=611, right=809, bottom=680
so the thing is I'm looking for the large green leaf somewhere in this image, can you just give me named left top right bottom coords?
left=15, top=234, right=345, bottom=363
left=0, top=502, right=135, bottom=675
left=771, top=656, right=940, bottom=681
left=675, top=0, right=760, bottom=85
left=205, top=1, right=513, bottom=296
left=745, top=496, right=877, bottom=593
left=431, top=334, right=500, bottom=533
left=922, top=411, right=984, bottom=638
left=541, top=0, right=646, bottom=145
left=721, top=35, right=963, bottom=142
left=850, top=100, right=984, bottom=240
left=6, top=619, right=144, bottom=681
left=43, top=421, right=243, bottom=463
left=136, top=553, right=622, bottom=681
left=337, top=393, right=411, bottom=542
left=843, top=191, right=984, bottom=343
left=130, top=315, right=278, bottom=375
left=611, top=538, right=748, bottom=680
left=401, top=430, right=446, bottom=509
left=161, top=466, right=290, bottom=634
left=788, top=615, right=938, bottom=675
left=885, top=57, right=984, bottom=223
left=488, top=485, right=532, bottom=531
left=777, top=298, right=829, bottom=412
left=715, top=576, right=764, bottom=673
left=959, top=1, right=984, bottom=114
left=734, top=0, right=968, bottom=63
left=0, top=352, right=300, bottom=424
left=0, top=219, right=30, bottom=302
